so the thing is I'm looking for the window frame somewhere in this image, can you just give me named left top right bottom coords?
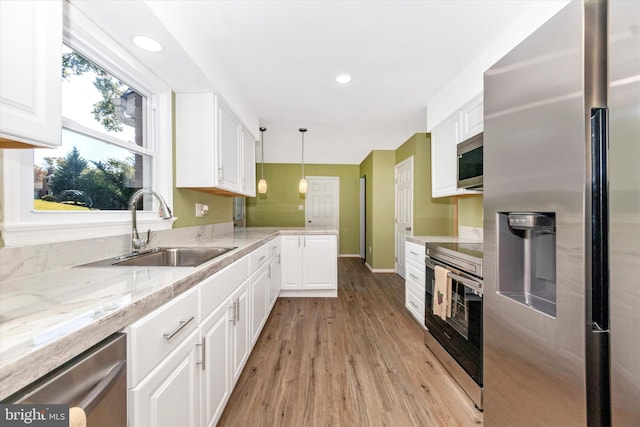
left=0, top=1, right=174, bottom=247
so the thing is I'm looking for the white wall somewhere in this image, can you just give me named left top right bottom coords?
left=426, top=1, right=570, bottom=130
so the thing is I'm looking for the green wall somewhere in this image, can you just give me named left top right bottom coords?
left=458, top=195, right=483, bottom=228
left=171, top=93, right=233, bottom=228
left=246, top=163, right=360, bottom=255
left=360, top=150, right=396, bottom=270
left=395, top=133, right=453, bottom=236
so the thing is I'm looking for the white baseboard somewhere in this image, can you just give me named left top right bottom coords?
left=278, top=289, right=337, bottom=298
left=364, top=262, right=397, bottom=273
left=338, top=254, right=360, bottom=258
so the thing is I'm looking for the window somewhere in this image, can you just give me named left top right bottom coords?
left=1, top=2, right=173, bottom=246
left=33, top=45, right=153, bottom=212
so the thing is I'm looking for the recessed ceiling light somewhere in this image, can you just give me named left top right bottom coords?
left=336, top=73, right=352, bottom=84
left=131, top=35, right=163, bottom=53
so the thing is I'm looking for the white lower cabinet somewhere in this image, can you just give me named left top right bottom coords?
left=128, top=287, right=200, bottom=427
left=280, top=234, right=337, bottom=297
left=199, top=279, right=250, bottom=427
left=128, top=234, right=334, bottom=426
left=130, top=330, right=200, bottom=427
left=250, top=264, right=268, bottom=346
left=267, top=252, right=281, bottom=310
left=404, top=241, right=426, bottom=326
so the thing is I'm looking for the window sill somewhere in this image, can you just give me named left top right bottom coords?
left=1, top=216, right=177, bottom=247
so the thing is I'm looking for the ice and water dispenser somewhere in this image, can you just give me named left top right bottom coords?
left=497, top=212, right=557, bottom=317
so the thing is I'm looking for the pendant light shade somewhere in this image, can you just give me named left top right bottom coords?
left=258, top=127, right=267, bottom=194
left=298, top=128, right=307, bottom=194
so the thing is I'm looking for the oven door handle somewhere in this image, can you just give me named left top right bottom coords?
left=426, top=258, right=483, bottom=294
left=447, top=272, right=483, bottom=295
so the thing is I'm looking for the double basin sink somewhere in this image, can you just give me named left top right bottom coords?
left=79, top=246, right=236, bottom=268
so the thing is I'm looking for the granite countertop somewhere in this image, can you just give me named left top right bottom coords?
left=0, top=227, right=336, bottom=400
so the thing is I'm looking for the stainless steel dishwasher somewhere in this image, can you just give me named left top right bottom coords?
left=6, top=333, right=126, bottom=427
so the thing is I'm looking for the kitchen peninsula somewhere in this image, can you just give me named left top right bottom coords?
left=0, top=226, right=338, bottom=403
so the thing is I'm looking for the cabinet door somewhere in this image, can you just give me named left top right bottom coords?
left=217, top=101, right=241, bottom=192
left=250, top=266, right=268, bottom=346
left=460, top=93, right=483, bottom=140
left=230, top=280, right=250, bottom=385
left=280, top=235, right=303, bottom=289
left=302, top=235, right=337, bottom=290
left=130, top=330, right=200, bottom=427
left=199, top=302, right=231, bottom=427
left=280, top=236, right=302, bottom=289
left=241, top=127, right=256, bottom=197
left=0, top=0, right=62, bottom=148
left=268, top=253, right=281, bottom=309
left=431, top=113, right=461, bottom=198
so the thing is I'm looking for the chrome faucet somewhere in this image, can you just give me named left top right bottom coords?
left=129, top=188, right=173, bottom=253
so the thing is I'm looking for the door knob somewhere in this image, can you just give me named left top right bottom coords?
left=405, top=227, right=412, bottom=231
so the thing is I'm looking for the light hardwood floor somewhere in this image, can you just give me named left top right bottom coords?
left=218, top=257, right=483, bottom=426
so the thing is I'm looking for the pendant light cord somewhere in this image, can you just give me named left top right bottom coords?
left=299, top=128, right=307, bottom=179
left=260, top=127, right=266, bottom=179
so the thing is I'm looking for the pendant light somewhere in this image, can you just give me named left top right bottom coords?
left=258, top=127, right=268, bottom=194
left=298, top=128, right=308, bottom=194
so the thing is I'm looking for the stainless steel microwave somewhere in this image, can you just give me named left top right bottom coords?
left=457, top=133, right=483, bottom=190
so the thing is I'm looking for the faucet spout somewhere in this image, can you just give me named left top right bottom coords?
left=129, top=188, right=173, bottom=253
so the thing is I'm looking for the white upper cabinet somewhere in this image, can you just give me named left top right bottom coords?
left=0, top=0, right=62, bottom=148
left=241, top=127, right=256, bottom=196
left=431, top=93, right=483, bottom=198
left=176, top=93, right=256, bottom=197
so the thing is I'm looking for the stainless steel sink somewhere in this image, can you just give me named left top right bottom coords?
left=78, top=247, right=236, bottom=268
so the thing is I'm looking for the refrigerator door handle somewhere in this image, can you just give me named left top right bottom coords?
left=590, top=107, right=609, bottom=332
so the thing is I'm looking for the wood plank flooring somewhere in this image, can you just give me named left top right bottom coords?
left=218, top=257, right=483, bottom=426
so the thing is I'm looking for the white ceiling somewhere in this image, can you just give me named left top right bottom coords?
left=74, top=0, right=539, bottom=165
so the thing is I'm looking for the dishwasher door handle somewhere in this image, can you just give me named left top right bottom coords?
left=78, top=360, right=126, bottom=414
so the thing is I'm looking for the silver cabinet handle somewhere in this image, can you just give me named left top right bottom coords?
left=196, top=337, right=206, bottom=371
left=409, top=273, right=419, bottom=280
left=78, top=360, right=126, bottom=413
left=229, top=303, right=237, bottom=325
left=163, top=316, right=195, bottom=340
left=409, top=251, right=419, bottom=256
left=410, top=301, right=418, bottom=309
left=235, top=299, right=240, bottom=321
left=258, top=255, right=266, bottom=262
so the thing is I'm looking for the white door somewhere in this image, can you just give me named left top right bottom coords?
left=395, top=157, right=413, bottom=278
left=305, top=176, right=339, bottom=230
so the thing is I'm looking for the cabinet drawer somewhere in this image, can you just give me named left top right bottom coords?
left=406, top=287, right=425, bottom=323
left=200, top=255, right=249, bottom=319
left=250, top=244, right=268, bottom=275
left=405, top=262, right=425, bottom=289
left=267, top=238, right=280, bottom=258
left=127, top=287, right=198, bottom=387
left=405, top=242, right=425, bottom=265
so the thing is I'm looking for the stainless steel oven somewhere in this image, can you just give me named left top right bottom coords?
left=424, top=242, right=483, bottom=409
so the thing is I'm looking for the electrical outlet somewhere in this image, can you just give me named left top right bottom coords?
left=195, top=203, right=209, bottom=217
left=298, top=205, right=304, bottom=211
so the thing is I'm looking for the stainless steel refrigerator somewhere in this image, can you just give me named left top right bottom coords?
left=483, top=0, right=639, bottom=425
